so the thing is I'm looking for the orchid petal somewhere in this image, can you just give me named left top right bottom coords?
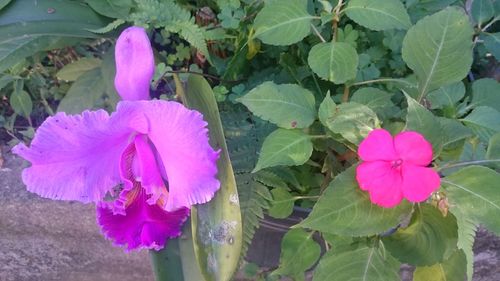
left=394, top=131, right=433, bottom=165
left=114, top=26, right=154, bottom=101
left=358, top=129, right=397, bottom=161
left=134, top=134, right=169, bottom=206
left=401, top=163, right=440, bottom=203
left=113, top=100, right=220, bottom=211
left=356, top=161, right=403, bottom=208
left=12, top=110, right=131, bottom=202
left=97, top=187, right=189, bottom=251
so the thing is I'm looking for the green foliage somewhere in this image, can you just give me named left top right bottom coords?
left=382, top=204, right=458, bottom=266
left=402, top=7, right=474, bottom=98
left=462, top=106, right=500, bottom=143
left=426, top=82, right=465, bottom=110
left=470, top=78, right=500, bottom=112
left=413, top=250, right=467, bottom=281
left=320, top=99, right=380, bottom=145
left=350, top=87, right=395, bottom=118
left=471, top=0, right=495, bottom=24
left=183, top=75, right=242, bottom=281
left=56, top=57, right=102, bottom=82
left=344, top=0, right=412, bottom=31
left=9, top=89, right=32, bottom=118
left=299, top=167, right=412, bottom=237
left=405, top=94, right=444, bottom=156
left=252, top=0, right=313, bottom=46
left=268, top=188, right=295, bottom=219
left=0, top=0, right=108, bottom=72
left=85, top=0, right=133, bottom=19
left=253, top=129, right=313, bottom=172
left=272, top=229, right=321, bottom=280
left=237, top=81, right=316, bottom=129
left=443, top=166, right=500, bottom=235
left=308, top=42, right=359, bottom=84
left=481, top=33, right=500, bottom=61
left=313, top=245, right=400, bottom=281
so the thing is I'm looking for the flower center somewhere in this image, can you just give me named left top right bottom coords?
left=391, top=158, right=403, bottom=168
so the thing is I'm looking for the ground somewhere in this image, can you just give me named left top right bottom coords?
left=1, top=148, right=499, bottom=281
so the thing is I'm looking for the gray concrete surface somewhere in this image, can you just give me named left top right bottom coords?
left=0, top=149, right=153, bottom=281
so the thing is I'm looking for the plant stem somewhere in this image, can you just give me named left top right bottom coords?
left=342, top=84, right=350, bottom=102
left=311, top=24, right=326, bottom=43
left=150, top=239, right=184, bottom=281
left=351, top=78, right=415, bottom=87
left=482, top=15, right=499, bottom=32
left=310, top=135, right=330, bottom=139
left=332, top=0, right=344, bottom=42
left=438, top=159, right=500, bottom=171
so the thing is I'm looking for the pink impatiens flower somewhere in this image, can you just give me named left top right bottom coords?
left=356, top=129, right=440, bottom=208
left=13, top=26, right=220, bottom=251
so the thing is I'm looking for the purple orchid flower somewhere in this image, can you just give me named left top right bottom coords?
left=12, top=26, right=220, bottom=251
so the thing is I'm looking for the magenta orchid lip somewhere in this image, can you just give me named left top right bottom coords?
left=12, top=26, right=220, bottom=251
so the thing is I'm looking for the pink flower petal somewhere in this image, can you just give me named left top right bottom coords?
left=401, top=163, right=440, bottom=203
left=113, top=100, right=220, bottom=211
left=133, top=134, right=169, bottom=206
left=12, top=110, right=131, bottom=203
left=358, top=129, right=398, bottom=161
left=356, top=161, right=403, bottom=208
left=394, top=131, right=433, bottom=166
left=97, top=187, right=189, bottom=251
left=114, top=26, right=154, bottom=101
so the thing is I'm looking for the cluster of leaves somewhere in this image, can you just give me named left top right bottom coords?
left=227, top=0, right=500, bottom=280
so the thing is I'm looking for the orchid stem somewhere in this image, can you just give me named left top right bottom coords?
left=150, top=238, right=184, bottom=281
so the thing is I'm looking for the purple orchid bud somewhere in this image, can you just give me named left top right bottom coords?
left=114, top=26, right=154, bottom=101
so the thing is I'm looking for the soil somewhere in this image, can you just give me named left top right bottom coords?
left=1, top=148, right=499, bottom=281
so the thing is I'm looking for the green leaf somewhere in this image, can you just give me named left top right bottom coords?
left=254, top=129, right=313, bottom=172
left=351, top=87, right=395, bottom=118
left=0, top=0, right=108, bottom=72
left=318, top=93, right=336, bottom=128
left=0, top=0, right=11, bottom=10
left=307, top=42, right=359, bottom=84
left=57, top=68, right=106, bottom=114
left=471, top=0, right=495, bottom=24
left=9, top=90, right=32, bottom=118
left=298, top=166, right=412, bottom=237
left=268, top=188, right=295, bottom=219
left=413, top=250, right=467, bottom=281
left=273, top=229, right=321, bottom=280
left=402, top=7, right=474, bottom=98
left=167, top=21, right=211, bottom=60
left=453, top=208, right=477, bottom=281
left=462, top=106, right=500, bottom=143
left=182, top=75, right=242, bottom=281
left=0, top=0, right=108, bottom=38
left=150, top=222, right=206, bottom=281
left=56, top=57, right=102, bottom=81
left=405, top=94, right=444, bottom=157
left=439, top=117, right=473, bottom=146
left=321, top=102, right=380, bottom=145
left=443, top=166, right=500, bottom=235
left=382, top=204, right=458, bottom=266
left=426, top=82, right=465, bottom=110
left=86, top=0, right=133, bottom=19
left=486, top=132, right=500, bottom=163
left=344, top=0, right=412, bottom=31
left=313, top=245, right=400, bottom=281
left=253, top=0, right=314, bottom=46
left=237, top=82, right=316, bottom=129
left=481, top=32, right=500, bottom=61
left=470, top=78, right=500, bottom=112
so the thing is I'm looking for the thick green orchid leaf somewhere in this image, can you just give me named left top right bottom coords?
left=182, top=75, right=243, bottom=281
